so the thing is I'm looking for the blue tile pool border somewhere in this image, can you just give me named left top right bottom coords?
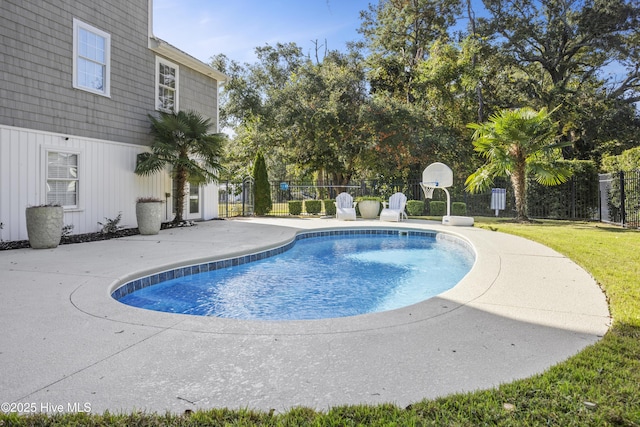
left=111, top=228, right=474, bottom=301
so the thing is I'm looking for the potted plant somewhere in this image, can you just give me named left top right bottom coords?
left=25, top=204, right=64, bottom=249
left=136, top=197, right=164, bottom=235
left=356, top=196, right=382, bottom=219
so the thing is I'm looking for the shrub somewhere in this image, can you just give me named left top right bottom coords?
left=323, top=199, right=336, bottom=216
left=429, top=201, right=447, bottom=216
left=137, top=196, right=163, bottom=203
left=600, top=153, right=639, bottom=223
left=452, top=202, right=467, bottom=215
left=356, top=196, right=383, bottom=202
left=602, top=146, right=640, bottom=172
left=406, top=200, right=425, bottom=216
left=288, top=201, right=302, bottom=216
left=98, top=213, right=123, bottom=234
left=252, top=151, right=272, bottom=215
left=305, top=200, right=322, bottom=215
left=526, top=160, right=598, bottom=219
left=61, top=224, right=74, bottom=238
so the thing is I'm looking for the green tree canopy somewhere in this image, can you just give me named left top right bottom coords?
left=478, top=0, right=640, bottom=159
left=211, top=0, right=640, bottom=192
left=359, top=0, right=462, bottom=102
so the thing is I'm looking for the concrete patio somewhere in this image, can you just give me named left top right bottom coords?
left=0, top=218, right=610, bottom=415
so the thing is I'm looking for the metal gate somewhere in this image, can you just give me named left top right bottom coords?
left=599, top=171, right=640, bottom=228
left=218, top=177, right=254, bottom=217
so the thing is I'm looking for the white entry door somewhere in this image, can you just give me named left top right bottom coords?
left=185, top=183, right=201, bottom=220
left=173, top=180, right=202, bottom=221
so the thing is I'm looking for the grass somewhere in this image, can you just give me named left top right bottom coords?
left=2, top=219, right=639, bottom=426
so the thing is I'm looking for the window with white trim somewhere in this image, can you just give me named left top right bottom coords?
left=73, top=18, right=111, bottom=96
left=156, top=57, right=179, bottom=112
left=46, top=151, right=79, bottom=208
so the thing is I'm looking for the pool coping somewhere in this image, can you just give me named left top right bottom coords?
left=110, top=227, right=474, bottom=308
left=74, top=225, right=484, bottom=336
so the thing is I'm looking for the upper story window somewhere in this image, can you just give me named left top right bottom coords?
left=73, top=19, right=111, bottom=97
left=156, top=57, right=179, bottom=112
left=46, top=151, right=79, bottom=208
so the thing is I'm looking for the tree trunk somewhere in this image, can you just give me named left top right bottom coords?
left=467, top=0, right=485, bottom=122
left=173, top=166, right=187, bottom=223
left=511, top=163, right=528, bottom=222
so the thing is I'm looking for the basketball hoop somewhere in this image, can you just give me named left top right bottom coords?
left=419, top=162, right=474, bottom=226
left=420, top=184, right=435, bottom=199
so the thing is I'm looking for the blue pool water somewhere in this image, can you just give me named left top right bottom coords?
left=116, top=231, right=474, bottom=320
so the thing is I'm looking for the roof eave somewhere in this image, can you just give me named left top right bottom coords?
left=149, top=37, right=228, bottom=84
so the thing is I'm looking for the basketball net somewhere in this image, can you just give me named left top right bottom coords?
left=420, top=184, right=435, bottom=199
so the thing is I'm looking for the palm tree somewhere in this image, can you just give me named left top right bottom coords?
left=135, top=110, right=226, bottom=223
left=465, top=107, right=572, bottom=222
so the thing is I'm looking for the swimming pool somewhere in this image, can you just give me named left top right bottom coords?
left=113, top=229, right=475, bottom=320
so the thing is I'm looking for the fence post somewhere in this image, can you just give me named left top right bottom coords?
left=620, top=171, right=626, bottom=227
left=224, top=180, right=228, bottom=218
left=571, top=177, right=576, bottom=219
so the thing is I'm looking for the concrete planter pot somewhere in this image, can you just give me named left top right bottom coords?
left=25, top=205, right=63, bottom=249
left=136, top=201, right=163, bottom=235
left=358, top=200, right=380, bottom=219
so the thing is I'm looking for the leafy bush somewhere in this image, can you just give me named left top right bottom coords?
left=406, top=200, right=425, bottom=216
left=98, top=213, right=123, bottom=234
left=429, top=201, right=446, bottom=216
left=288, top=201, right=302, bottom=216
left=452, top=202, right=467, bottom=215
left=305, top=200, right=322, bottom=215
left=61, top=224, right=74, bottom=237
left=136, top=196, right=163, bottom=203
left=602, top=146, right=640, bottom=172
left=600, top=151, right=640, bottom=224
left=526, top=160, right=598, bottom=219
left=356, top=196, right=383, bottom=202
left=253, top=151, right=272, bottom=215
left=323, top=199, right=336, bottom=216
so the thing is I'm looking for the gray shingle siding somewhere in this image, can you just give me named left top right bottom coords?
left=1, top=0, right=219, bottom=146
left=178, top=66, right=218, bottom=123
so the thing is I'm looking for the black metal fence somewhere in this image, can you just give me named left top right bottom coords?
left=218, top=173, right=626, bottom=223
left=600, top=170, right=640, bottom=228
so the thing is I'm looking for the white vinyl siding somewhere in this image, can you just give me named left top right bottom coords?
left=156, top=57, right=179, bottom=112
left=0, top=125, right=179, bottom=241
left=46, top=151, right=79, bottom=208
left=73, top=18, right=111, bottom=96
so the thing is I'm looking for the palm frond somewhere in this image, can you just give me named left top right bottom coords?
left=465, top=163, right=499, bottom=194
left=528, top=161, right=574, bottom=186
left=134, top=152, right=167, bottom=176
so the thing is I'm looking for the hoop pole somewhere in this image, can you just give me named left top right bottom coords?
left=443, top=187, right=451, bottom=217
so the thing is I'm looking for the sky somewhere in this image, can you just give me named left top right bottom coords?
left=152, top=0, right=373, bottom=65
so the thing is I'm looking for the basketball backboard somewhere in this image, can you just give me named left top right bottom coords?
left=421, top=162, right=453, bottom=188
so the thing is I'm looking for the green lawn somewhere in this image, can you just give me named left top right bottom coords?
left=2, top=219, right=639, bottom=426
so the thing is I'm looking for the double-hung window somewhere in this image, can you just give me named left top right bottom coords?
left=73, top=19, right=111, bottom=96
left=46, top=151, right=79, bottom=208
left=156, top=57, right=179, bottom=112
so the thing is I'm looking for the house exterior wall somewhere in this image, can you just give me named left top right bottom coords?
left=178, top=66, right=218, bottom=122
left=0, top=0, right=154, bottom=145
left=0, top=1, right=220, bottom=144
left=0, top=0, right=223, bottom=242
left=0, top=125, right=170, bottom=241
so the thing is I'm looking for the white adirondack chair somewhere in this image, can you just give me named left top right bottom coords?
left=335, top=192, right=357, bottom=221
left=379, top=192, right=408, bottom=222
